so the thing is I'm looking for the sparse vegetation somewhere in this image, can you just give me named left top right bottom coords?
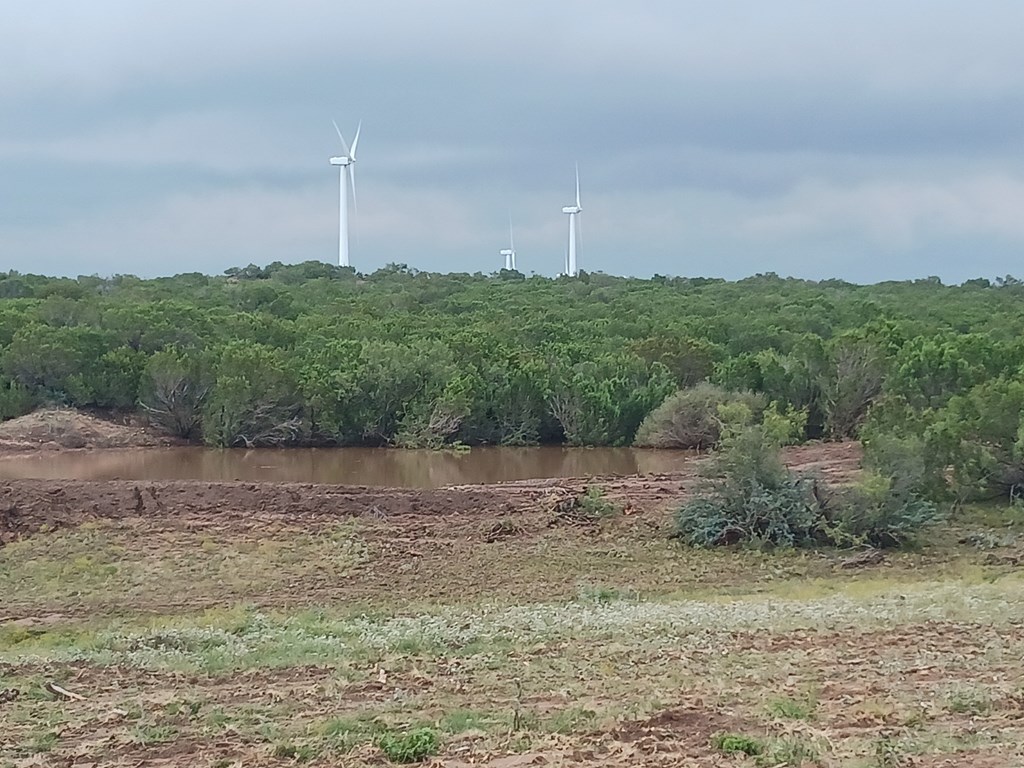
left=766, top=694, right=817, bottom=720
left=674, top=424, right=941, bottom=549
left=712, top=732, right=764, bottom=756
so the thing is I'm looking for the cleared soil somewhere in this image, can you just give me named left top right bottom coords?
left=4, top=440, right=1024, bottom=767
left=0, top=441, right=861, bottom=548
left=0, top=408, right=174, bottom=453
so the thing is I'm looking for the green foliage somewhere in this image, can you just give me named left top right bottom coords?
left=756, top=737, right=822, bottom=767
left=4, top=265, right=1024, bottom=453
left=376, top=727, right=440, bottom=764
left=923, top=376, right=1024, bottom=502
left=633, top=383, right=765, bottom=448
left=0, top=379, right=35, bottom=420
left=675, top=425, right=941, bottom=550
left=766, top=694, right=817, bottom=720
left=202, top=342, right=303, bottom=447
left=761, top=403, right=808, bottom=446
left=139, top=348, right=209, bottom=439
left=821, top=336, right=885, bottom=438
left=578, top=486, right=619, bottom=519
left=271, top=742, right=317, bottom=762
left=548, top=353, right=675, bottom=445
left=711, top=732, right=764, bottom=756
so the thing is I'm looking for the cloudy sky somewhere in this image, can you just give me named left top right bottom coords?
left=2, top=1, right=1024, bottom=282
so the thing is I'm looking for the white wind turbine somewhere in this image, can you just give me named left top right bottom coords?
left=561, top=164, right=582, bottom=276
left=329, top=120, right=361, bottom=268
left=500, top=214, right=517, bottom=271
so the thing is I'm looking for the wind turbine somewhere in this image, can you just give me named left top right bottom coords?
left=500, top=214, right=517, bottom=271
left=561, top=164, right=582, bottom=276
left=329, top=120, right=361, bottom=268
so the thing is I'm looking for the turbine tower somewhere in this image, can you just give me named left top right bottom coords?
left=329, top=120, right=361, bottom=268
left=561, top=164, right=582, bottom=276
left=500, top=214, right=517, bottom=271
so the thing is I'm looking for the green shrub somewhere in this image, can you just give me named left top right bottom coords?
left=0, top=379, right=34, bottom=421
left=674, top=425, right=941, bottom=550
left=634, top=383, right=765, bottom=449
left=829, top=474, right=944, bottom=548
left=578, top=486, right=619, bottom=519
left=377, top=727, right=440, bottom=764
left=711, top=732, right=764, bottom=756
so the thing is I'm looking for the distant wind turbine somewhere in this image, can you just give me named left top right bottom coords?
left=500, top=214, right=517, bottom=271
left=329, top=120, right=361, bottom=268
left=561, top=164, right=582, bottom=276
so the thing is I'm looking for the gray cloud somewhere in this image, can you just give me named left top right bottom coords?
left=2, top=1, right=1024, bottom=281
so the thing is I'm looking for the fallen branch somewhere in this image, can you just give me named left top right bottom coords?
left=45, top=681, right=86, bottom=701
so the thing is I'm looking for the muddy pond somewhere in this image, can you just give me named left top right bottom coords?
left=0, top=446, right=699, bottom=487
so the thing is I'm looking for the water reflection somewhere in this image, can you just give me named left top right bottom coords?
left=0, top=446, right=696, bottom=487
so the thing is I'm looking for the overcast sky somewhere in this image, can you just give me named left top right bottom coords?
left=2, top=1, right=1024, bottom=282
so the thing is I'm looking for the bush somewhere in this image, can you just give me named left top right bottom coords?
left=0, top=379, right=34, bottom=421
left=578, top=486, right=619, bottom=519
left=674, top=425, right=941, bottom=550
left=634, top=383, right=765, bottom=449
left=377, top=728, right=440, bottom=764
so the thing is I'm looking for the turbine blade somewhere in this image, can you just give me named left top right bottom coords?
left=575, top=163, right=581, bottom=208
left=509, top=212, right=514, bottom=250
left=350, top=120, right=362, bottom=160
left=332, top=120, right=351, bottom=157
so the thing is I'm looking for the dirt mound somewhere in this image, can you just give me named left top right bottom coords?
left=0, top=408, right=171, bottom=452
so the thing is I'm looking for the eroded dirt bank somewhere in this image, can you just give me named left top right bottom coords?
left=0, top=442, right=862, bottom=545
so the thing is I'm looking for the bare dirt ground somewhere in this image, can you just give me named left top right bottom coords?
left=3, top=440, right=1024, bottom=767
left=0, top=409, right=174, bottom=453
left=0, top=441, right=862, bottom=548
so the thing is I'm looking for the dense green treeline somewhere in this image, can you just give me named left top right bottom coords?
left=2, top=262, right=1024, bottom=498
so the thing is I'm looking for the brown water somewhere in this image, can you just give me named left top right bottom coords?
left=0, top=446, right=697, bottom=488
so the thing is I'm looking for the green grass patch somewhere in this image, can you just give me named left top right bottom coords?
left=712, top=732, right=764, bottom=756
left=441, top=709, right=507, bottom=734
left=377, top=727, right=440, bottom=764
left=765, top=693, right=817, bottom=720
left=131, top=723, right=179, bottom=746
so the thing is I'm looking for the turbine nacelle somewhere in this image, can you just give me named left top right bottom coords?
left=329, top=156, right=352, bottom=166
left=562, top=206, right=581, bottom=214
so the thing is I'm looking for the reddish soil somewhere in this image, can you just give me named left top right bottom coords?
left=0, top=408, right=174, bottom=452
left=0, top=442, right=862, bottom=546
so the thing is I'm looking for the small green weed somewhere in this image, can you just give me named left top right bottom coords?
left=546, top=707, right=597, bottom=734
left=576, top=583, right=634, bottom=604
left=165, top=698, right=204, bottom=719
left=874, top=735, right=908, bottom=768
left=579, top=486, right=619, bottom=519
left=377, top=727, right=440, bottom=764
left=712, top=732, right=764, bottom=756
left=756, top=736, right=822, bottom=767
left=945, top=686, right=992, bottom=715
left=131, top=723, right=178, bottom=746
left=321, top=716, right=381, bottom=752
left=441, top=709, right=503, bottom=733
left=29, top=730, right=60, bottom=754
left=272, top=742, right=317, bottom=762
left=766, top=694, right=817, bottom=720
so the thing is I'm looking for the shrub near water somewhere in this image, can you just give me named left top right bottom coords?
left=634, top=383, right=765, bottom=449
left=674, top=425, right=942, bottom=550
